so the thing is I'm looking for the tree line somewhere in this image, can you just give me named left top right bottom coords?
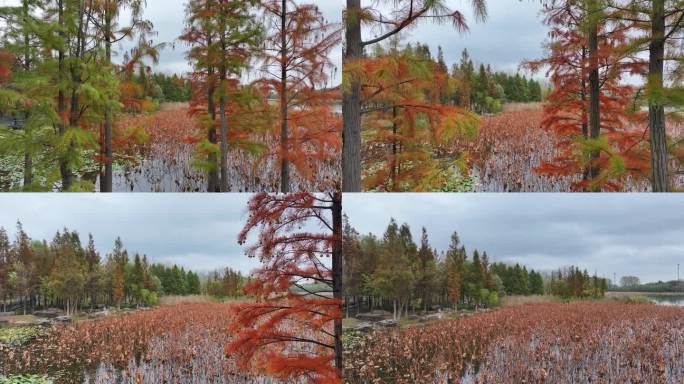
left=342, top=216, right=608, bottom=320
left=0, top=222, right=247, bottom=315
left=612, top=277, right=684, bottom=293
left=204, top=267, right=247, bottom=298
left=119, top=71, right=192, bottom=114
left=547, top=266, right=608, bottom=298
left=439, top=47, right=544, bottom=114
left=383, top=43, right=545, bottom=114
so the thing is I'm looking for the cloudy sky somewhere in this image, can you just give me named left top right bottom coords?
left=1, top=193, right=682, bottom=284
left=0, top=0, right=342, bottom=83
left=364, top=0, right=549, bottom=76
left=119, top=0, right=343, bottom=82
left=0, top=0, right=551, bottom=80
left=344, top=194, right=684, bottom=284
left=0, top=194, right=261, bottom=274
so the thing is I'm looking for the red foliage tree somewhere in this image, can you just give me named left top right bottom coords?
left=528, top=0, right=649, bottom=191
left=349, top=45, right=478, bottom=191
left=260, top=1, right=342, bottom=192
left=342, top=0, right=488, bottom=191
left=226, top=192, right=343, bottom=383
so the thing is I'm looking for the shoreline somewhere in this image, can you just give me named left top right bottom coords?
left=606, top=291, right=684, bottom=297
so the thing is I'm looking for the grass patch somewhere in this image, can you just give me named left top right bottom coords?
left=342, top=317, right=358, bottom=329
left=608, top=294, right=651, bottom=304
left=0, top=315, right=37, bottom=324
left=500, top=295, right=560, bottom=307
left=158, top=295, right=217, bottom=306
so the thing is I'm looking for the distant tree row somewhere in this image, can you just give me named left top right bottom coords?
left=119, top=71, right=192, bottom=113
left=612, top=277, right=684, bottom=293
left=439, top=47, right=544, bottom=114
left=343, top=216, right=610, bottom=319
left=490, top=262, right=545, bottom=296
left=0, top=222, right=205, bottom=315
left=547, top=267, right=608, bottom=299
left=148, top=263, right=201, bottom=297
left=203, top=267, right=246, bottom=298
left=373, top=43, right=544, bottom=115
left=342, top=217, right=548, bottom=320
left=150, top=73, right=192, bottom=103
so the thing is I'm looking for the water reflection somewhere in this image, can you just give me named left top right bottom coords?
left=648, top=295, right=684, bottom=307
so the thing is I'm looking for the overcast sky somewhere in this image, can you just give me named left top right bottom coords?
left=343, top=194, right=684, bottom=284
left=364, top=0, right=548, bottom=76
left=0, top=0, right=550, bottom=80
left=0, top=0, right=342, bottom=84
left=1, top=193, right=682, bottom=283
left=122, top=0, right=343, bottom=83
left=0, top=194, right=261, bottom=274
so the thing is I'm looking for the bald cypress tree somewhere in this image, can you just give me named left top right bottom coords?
left=445, top=231, right=464, bottom=309
left=342, top=0, right=488, bottom=191
left=416, top=227, right=435, bottom=313
left=84, top=234, right=101, bottom=308
left=609, top=0, right=684, bottom=191
left=0, top=228, right=11, bottom=312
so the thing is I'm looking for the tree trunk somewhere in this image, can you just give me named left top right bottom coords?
left=218, top=9, right=229, bottom=193
left=342, top=0, right=362, bottom=191
left=22, top=0, right=32, bottom=188
left=205, top=2, right=219, bottom=192
left=57, top=0, right=72, bottom=191
left=102, top=4, right=113, bottom=193
left=207, top=61, right=219, bottom=192
left=331, top=192, right=343, bottom=371
left=219, top=90, right=228, bottom=192
left=587, top=2, right=601, bottom=188
left=580, top=47, right=588, bottom=140
left=65, top=0, right=87, bottom=188
left=649, top=0, right=669, bottom=192
left=580, top=46, right=591, bottom=183
left=23, top=151, right=32, bottom=187
left=279, top=0, right=290, bottom=193
left=391, top=105, right=398, bottom=191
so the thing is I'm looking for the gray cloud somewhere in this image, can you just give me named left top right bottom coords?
left=0, top=194, right=261, bottom=274
left=0, top=0, right=342, bottom=83
left=2, top=193, right=682, bottom=284
left=343, top=194, right=684, bottom=283
left=120, top=0, right=343, bottom=83
left=363, top=0, right=548, bottom=79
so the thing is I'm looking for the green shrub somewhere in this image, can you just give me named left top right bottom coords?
left=487, top=291, right=499, bottom=307
left=479, top=288, right=490, bottom=305
left=148, top=291, right=158, bottom=306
